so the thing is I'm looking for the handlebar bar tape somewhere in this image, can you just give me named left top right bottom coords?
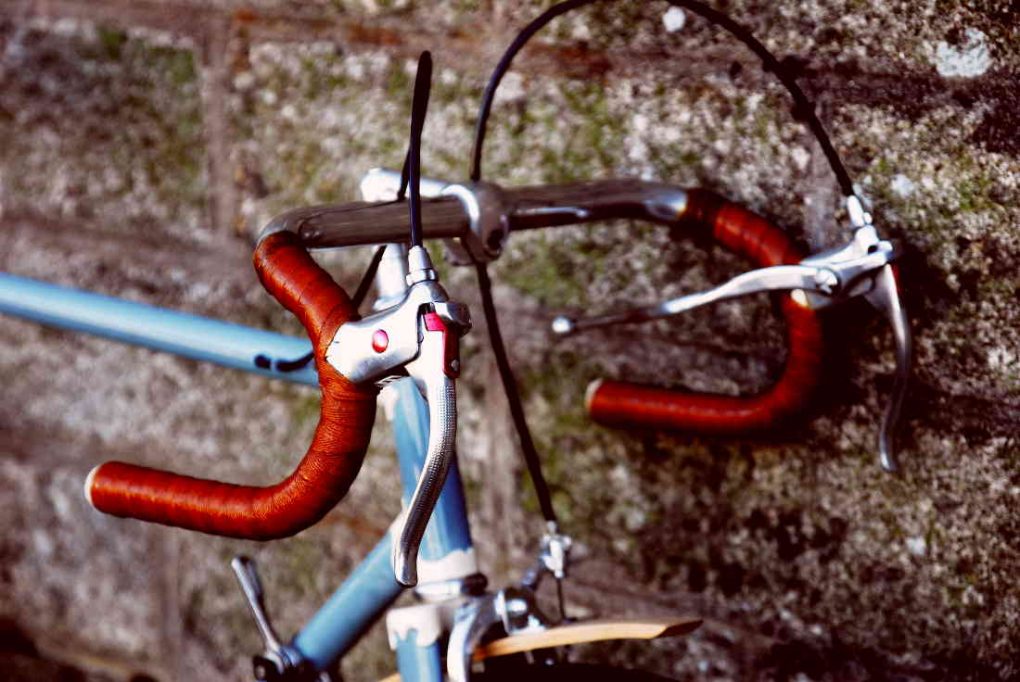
left=85, top=232, right=377, bottom=539
left=587, top=190, right=825, bottom=434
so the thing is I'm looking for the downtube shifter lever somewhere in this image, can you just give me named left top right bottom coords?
left=231, top=556, right=328, bottom=681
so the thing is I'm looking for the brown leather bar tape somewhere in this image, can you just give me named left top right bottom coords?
left=587, top=191, right=825, bottom=433
left=85, top=232, right=378, bottom=539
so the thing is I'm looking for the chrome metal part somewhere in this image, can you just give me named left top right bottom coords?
left=414, top=573, right=488, bottom=602
left=540, top=526, right=572, bottom=580
left=523, top=524, right=574, bottom=589
left=447, top=587, right=553, bottom=682
left=326, top=282, right=435, bottom=385
left=798, top=222, right=899, bottom=309
left=501, top=179, right=688, bottom=232
left=406, top=245, right=439, bottom=284
left=257, top=198, right=468, bottom=249
left=372, top=244, right=410, bottom=312
left=267, top=172, right=709, bottom=251
left=865, top=264, right=912, bottom=473
left=447, top=594, right=500, bottom=682
left=361, top=168, right=510, bottom=264
left=846, top=194, right=871, bottom=229
left=440, top=181, right=509, bottom=264
left=552, top=264, right=830, bottom=336
left=552, top=228, right=902, bottom=336
left=495, top=586, right=550, bottom=635
left=836, top=196, right=913, bottom=471
left=231, top=556, right=307, bottom=678
left=393, top=296, right=470, bottom=586
left=393, top=359, right=456, bottom=586
left=327, top=244, right=467, bottom=386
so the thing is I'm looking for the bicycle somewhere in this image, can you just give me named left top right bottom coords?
left=0, top=1, right=911, bottom=680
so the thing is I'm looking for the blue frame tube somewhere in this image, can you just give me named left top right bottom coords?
left=292, top=533, right=403, bottom=670
left=0, top=273, right=318, bottom=386
left=395, top=629, right=444, bottom=682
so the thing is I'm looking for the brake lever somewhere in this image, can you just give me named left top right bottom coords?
left=821, top=197, right=912, bottom=471
left=326, top=245, right=470, bottom=586
left=395, top=276, right=469, bottom=586
left=553, top=195, right=912, bottom=471
left=551, top=264, right=836, bottom=335
left=864, top=265, right=911, bottom=471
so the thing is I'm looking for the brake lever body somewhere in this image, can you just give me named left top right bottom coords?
left=394, top=307, right=465, bottom=586
left=864, top=264, right=911, bottom=471
left=553, top=228, right=900, bottom=333
left=327, top=246, right=470, bottom=585
left=805, top=200, right=911, bottom=470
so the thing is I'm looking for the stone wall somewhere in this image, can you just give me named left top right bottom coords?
left=1, top=1, right=1016, bottom=680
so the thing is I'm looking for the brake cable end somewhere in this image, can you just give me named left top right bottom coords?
left=406, top=244, right=438, bottom=285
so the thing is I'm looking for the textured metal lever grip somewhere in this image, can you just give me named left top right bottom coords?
left=85, top=232, right=377, bottom=539
left=868, top=264, right=912, bottom=472
left=587, top=190, right=825, bottom=434
left=392, top=363, right=458, bottom=586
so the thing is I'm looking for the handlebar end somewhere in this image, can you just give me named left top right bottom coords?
left=585, top=378, right=604, bottom=414
left=84, top=464, right=100, bottom=508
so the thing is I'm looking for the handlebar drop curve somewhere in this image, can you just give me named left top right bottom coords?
left=586, top=191, right=826, bottom=434
left=85, top=232, right=378, bottom=540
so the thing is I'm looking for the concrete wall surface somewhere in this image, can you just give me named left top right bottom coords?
left=0, top=1, right=1017, bottom=680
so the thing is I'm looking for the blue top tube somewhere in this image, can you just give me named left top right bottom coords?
left=0, top=273, right=318, bottom=386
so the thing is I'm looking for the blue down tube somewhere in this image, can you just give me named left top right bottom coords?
left=292, top=534, right=403, bottom=671
left=0, top=273, right=318, bottom=386
left=395, top=628, right=444, bottom=682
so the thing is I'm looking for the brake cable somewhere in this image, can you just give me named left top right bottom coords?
left=471, top=0, right=855, bottom=194
left=469, top=0, right=861, bottom=573
left=276, top=53, right=436, bottom=373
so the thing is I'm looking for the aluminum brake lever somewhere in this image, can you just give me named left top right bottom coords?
left=551, top=264, right=835, bottom=335
left=326, top=245, right=470, bottom=585
left=864, top=264, right=911, bottom=472
left=394, top=303, right=465, bottom=586
left=551, top=212, right=901, bottom=334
